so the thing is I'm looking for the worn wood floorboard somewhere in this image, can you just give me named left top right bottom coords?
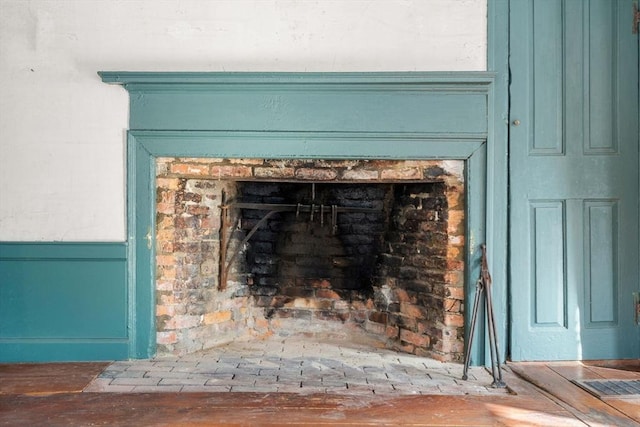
left=547, top=363, right=640, bottom=424
left=509, top=363, right=640, bottom=427
left=0, top=362, right=108, bottom=395
left=585, top=360, right=640, bottom=373
left=0, top=392, right=586, bottom=426
left=585, top=365, right=640, bottom=381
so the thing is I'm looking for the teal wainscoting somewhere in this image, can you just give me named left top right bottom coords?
left=0, top=242, right=129, bottom=362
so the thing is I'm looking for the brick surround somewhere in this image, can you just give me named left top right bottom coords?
left=155, top=158, right=465, bottom=362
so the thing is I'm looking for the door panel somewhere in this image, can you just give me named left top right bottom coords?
left=510, top=0, right=639, bottom=361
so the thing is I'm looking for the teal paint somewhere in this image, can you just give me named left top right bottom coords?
left=485, top=0, right=510, bottom=365
left=464, top=142, right=488, bottom=366
left=98, top=72, right=494, bottom=135
left=130, top=131, right=486, bottom=159
left=509, top=0, right=640, bottom=360
left=101, top=71, right=500, bottom=362
left=127, top=91, right=487, bottom=133
left=0, top=243, right=129, bottom=362
left=128, top=133, right=156, bottom=359
left=99, top=71, right=497, bottom=85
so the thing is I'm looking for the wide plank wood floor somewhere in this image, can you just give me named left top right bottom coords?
left=509, top=361, right=640, bottom=427
left=2, top=361, right=639, bottom=426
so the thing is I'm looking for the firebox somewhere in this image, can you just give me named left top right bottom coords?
left=155, top=158, right=465, bottom=362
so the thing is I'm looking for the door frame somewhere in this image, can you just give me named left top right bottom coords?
left=488, top=0, right=510, bottom=363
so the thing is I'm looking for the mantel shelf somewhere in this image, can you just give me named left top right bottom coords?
left=98, top=71, right=495, bottom=86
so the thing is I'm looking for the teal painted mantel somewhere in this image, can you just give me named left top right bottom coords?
left=97, top=71, right=508, bottom=364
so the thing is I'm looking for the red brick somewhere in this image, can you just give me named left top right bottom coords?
left=447, top=259, right=464, bottom=271
left=170, top=163, right=210, bottom=176
left=447, top=190, right=464, bottom=210
left=210, top=165, right=252, bottom=178
left=392, top=341, right=415, bottom=354
left=315, top=289, right=341, bottom=299
left=446, top=286, right=465, bottom=300
left=186, top=205, right=210, bottom=216
left=385, top=325, right=399, bottom=339
left=400, top=329, right=430, bottom=348
left=380, top=168, right=421, bottom=180
left=179, top=157, right=225, bottom=164
left=365, top=322, right=385, bottom=335
left=157, top=240, right=174, bottom=253
left=447, top=210, right=464, bottom=234
left=156, top=304, right=176, bottom=317
left=156, top=281, right=174, bottom=292
left=351, top=311, right=367, bottom=323
left=156, top=331, right=178, bottom=345
left=308, top=279, right=331, bottom=289
left=340, top=169, right=379, bottom=180
left=294, top=168, right=337, bottom=181
left=157, top=255, right=176, bottom=266
left=204, top=311, right=232, bottom=325
left=156, top=229, right=174, bottom=242
left=254, top=167, right=295, bottom=178
left=157, top=177, right=180, bottom=190
left=333, top=300, right=350, bottom=311
left=427, top=352, right=449, bottom=362
left=444, top=313, right=464, bottom=327
left=444, top=271, right=463, bottom=286
left=157, top=265, right=176, bottom=279
left=447, top=246, right=463, bottom=262
left=394, top=289, right=412, bottom=303
left=156, top=215, right=174, bottom=230
left=199, top=217, right=218, bottom=230
left=399, top=303, right=426, bottom=319
left=436, top=337, right=465, bottom=354
left=369, top=312, right=388, bottom=324
left=157, top=204, right=175, bottom=215
left=444, top=298, right=461, bottom=313
left=229, top=158, right=264, bottom=165
left=314, top=160, right=359, bottom=168
left=165, top=315, right=200, bottom=330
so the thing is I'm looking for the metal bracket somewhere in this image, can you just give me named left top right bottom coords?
left=219, top=208, right=278, bottom=290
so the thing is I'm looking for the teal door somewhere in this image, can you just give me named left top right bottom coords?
left=510, top=0, right=639, bottom=360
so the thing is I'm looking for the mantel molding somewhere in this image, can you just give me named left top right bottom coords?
left=98, top=71, right=494, bottom=134
left=98, top=71, right=495, bottom=87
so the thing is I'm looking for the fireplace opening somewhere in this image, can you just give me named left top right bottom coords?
left=236, top=182, right=390, bottom=309
left=155, top=158, right=465, bottom=362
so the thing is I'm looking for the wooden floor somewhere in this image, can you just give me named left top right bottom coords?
left=1, top=361, right=639, bottom=426
left=509, top=361, right=640, bottom=427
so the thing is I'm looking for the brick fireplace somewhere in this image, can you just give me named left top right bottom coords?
left=155, top=157, right=465, bottom=362
left=98, top=71, right=498, bottom=364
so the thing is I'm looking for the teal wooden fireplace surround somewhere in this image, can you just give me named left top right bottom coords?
left=114, top=71, right=504, bottom=363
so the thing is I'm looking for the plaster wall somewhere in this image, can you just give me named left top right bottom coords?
left=0, top=0, right=487, bottom=241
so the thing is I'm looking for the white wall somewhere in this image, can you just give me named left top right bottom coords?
left=0, top=0, right=486, bottom=241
